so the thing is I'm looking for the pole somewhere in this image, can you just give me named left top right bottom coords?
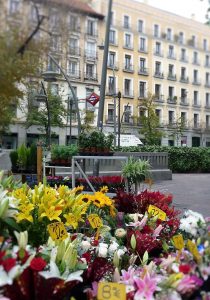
left=117, top=91, right=121, bottom=149
left=37, top=143, right=43, bottom=183
left=113, top=67, right=117, bottom=147
left=48, top=54, right=81, bottom=135
left=69, top=98, right=73, bottom=145
left=97, top=0, right=113, bottom=130
left=41, top=81, right=51, bottom=148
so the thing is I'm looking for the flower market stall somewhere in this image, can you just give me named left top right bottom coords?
left=0, top=171, right=210, bottom=300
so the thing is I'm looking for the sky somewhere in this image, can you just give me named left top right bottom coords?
left=139, top=0, right=208, bottom=23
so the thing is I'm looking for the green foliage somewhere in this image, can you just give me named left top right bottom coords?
left=10, top=144, right=37, bottom=172
left=78, top=130, right=114, bottom=150
left=17, top=144, right=28, bottom=170
left=118, top=145, right=210, bottom=173
left=51, top=145, right=78, bottom=160
left=9, top=150, right=18, bottom=170
left=139, top=93, right=164, bottom=145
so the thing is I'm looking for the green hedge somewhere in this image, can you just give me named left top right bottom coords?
left=116, top=146, right=210, bottom=173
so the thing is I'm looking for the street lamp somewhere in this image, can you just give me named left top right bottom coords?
left=117, top=91, right=121, bottom=149
left=35, top=81, right=51, bottom=148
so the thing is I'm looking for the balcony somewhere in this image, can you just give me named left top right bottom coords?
left=192, top=60, right=200, bottom=66
left=106, top=88, right=119, bottom=97
left=180, top=76, right=189, bottom=83
left=67, top=70, right=81, bottom=79
left=123, top=43, right=133, bottom=50
left=167, top=97, right=177, bottom=104
left=107, top=62, right=119, bottom=70
left=123, top=90, right=134, bottom=98
left=69, top=25, right=81, bottom=33
left=180, top=97, right=189, bottom=106
left=205, top=104, right=210, bottom=109
left=154, top=71, right=164, bottom=79
left=139, top=47, right=148, bottom=53
left=167, top=73, right=176, bottom=81
left=122, top=117, right=134, bottom=125
left=154, top=94, right=164, bottom=103
left=138, top=67, right=149, bottom=76
left=180, top=56, right=188, bottom=63
left=109, top=39, right=118, bottom=46
left=84, top=50, right=98, bottom=61
left=192, top=102, right=201, bottom=108
left=193, top=123, right=201, bottom=130
left=167, top=53, right=176, bottom=60
left=123, top=64, right=134, bottom=73
left=105, top=115, right=116, bottom=124
left=138, top=93, right=147, bottom=100
left=84, top=72, right=98, bottom=81
left=68, top=47, right=81, bottom=56
left=192, top=79, right=201, bottom=86
left=205, top=82, right=210, bottom=88
left=85, top=27, right=98, bottom=37
left=154, top=50, right=163, bottom=57
left=204, top=63, right=210, bottom=68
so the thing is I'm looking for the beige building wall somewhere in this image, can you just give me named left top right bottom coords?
left=95, top=0, right=210, bottom=146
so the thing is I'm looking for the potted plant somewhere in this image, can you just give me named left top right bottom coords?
left=122, top=157, right=151, bottom=194
left=10, top=150, right=19, bottom=173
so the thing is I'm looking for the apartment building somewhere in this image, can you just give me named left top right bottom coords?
left=1, top=0, right=104, bottom=148
left=93, top=0, right=210, bottom=146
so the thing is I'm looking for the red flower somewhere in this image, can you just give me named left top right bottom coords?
left=179, top=264, right=191, bottom=274
left=82, top=252, right=91, bottom=263
left=2, top=257, right=16, bottom=272
left=0, top=251, right=6, bottom=264
left=30, top=257, right=47, bottom=271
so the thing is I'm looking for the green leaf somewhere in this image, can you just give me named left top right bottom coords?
left=3, top=217, right=21, bottom=232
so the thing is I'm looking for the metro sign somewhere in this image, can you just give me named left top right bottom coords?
left=86, top=92, right=100, bottom=106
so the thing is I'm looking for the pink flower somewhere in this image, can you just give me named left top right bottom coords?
left=121, top=267, right=137, bottom=285
left=134, top=273, right=157, bottom=300
left=129, top=215, right=148, bottom=229
left=153, top=225, right=163, bottom=237
left=177, top=275, right=203, bottom=295
left=84, top=281, right=98, bottom=298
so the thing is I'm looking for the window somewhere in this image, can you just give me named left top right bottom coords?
left=192, top=35, right=196, bottom=47
left=205, top=55, right=210, bottom=67
left=51, top=35, right=61, bottom=52
left=193, top=51, right=198, bottom=64
left=168, top=45, right=174, bottom=58
left=193, top=70, right=198, bottom=83
left=193, top=91, right=199, bottom=105
left=167, top=28, right=172, bottom=40
left=125, top=33, right=132, bottom=48
left=69, top=15, right=79, bottom=31
left=124, top=79, right=131, bottom=96
left=179, top=32, right=184, bottom=44
left=206, top=93, right=210, bottom=107
left=168, top=111, right=174, bottom=124
left=108, top=104, right=114, bottom=122
left=123, top=106, right=132, bottom=123
left=48, top=58, right=60, bottom=73
left=194, top=113, right=199, bottom=128
left=124, top=55, right=132, bottom=71
left=181, top=112, right=187, bottom=124
left=139, top=37, right=146, bottom=51
left=9, top=0, right=20, bottom=14
left=155, top=42, right=161, bottom=55
left=155, top=84, right=161, bottom=97
left=68, top=61, right=79, bottom=76
left=87, top=19, right=96, bottom=36
left=155, top=61, right=161, bottom=74
left=181, top=67, right=186, bottom=79
left=168, top=86, right=174, bottom=99
left=140, top=58, right=146, bottom=72
left=50, top=84, right=59, bottom=95
left=124, top=15, right=130, bottom=29
left=139, top=81, right=146, bottom=98
left=206, top=115, right=210, bottom=128
left=138, top=20, right=144, bottom=33
left=31, top=5, right=38, bottom=21
left=108, top=76, right=115, bottom=94
left=49, top=9, right=59, bottom=28
left=206, top=73, right=210, bottom=85
left=86, top=42, right=96, bottom=58
left=154, top=24, right=159, bottom=37
left=69, top=38, right=79, bottom=55
left=109, top=30, right=116, bottom=44
left=108, top=51, right=116, bottom=68
left=110, top=11, right=114, bottom=26
left=203, top=38, right=208, bottom=51
left=181, top=88, right=187, bottom=101
left=181, top=48, right=186, bottom=61
left=155, top=109, right=161, bottom=122
left=86, top=64, right=94, bottom=78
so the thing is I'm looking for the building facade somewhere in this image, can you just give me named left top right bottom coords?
left=1, top=0, right=104, bottom=148
left=93, top=0, right=210, bottom=147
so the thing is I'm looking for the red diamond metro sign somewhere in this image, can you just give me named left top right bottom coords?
left=86, top=92, right=100, bottom=106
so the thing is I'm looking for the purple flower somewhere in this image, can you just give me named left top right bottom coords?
left=121, top=267, right=137, bottom=285
left=134, top=273, right=157, bottom=300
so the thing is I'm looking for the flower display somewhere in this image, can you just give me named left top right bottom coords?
left=0, top=175, right=210, bottom=299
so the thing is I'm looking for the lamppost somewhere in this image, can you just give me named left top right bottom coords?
left=68, top=97, right=73, bottom=145
left=35, top=81, right=51, bottom=148
left=117, top=91, right=121, bottom=149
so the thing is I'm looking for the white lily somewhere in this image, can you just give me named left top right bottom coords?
left=0, top=265, right=21, bottom=287
left=14, top=231, right=28, bottom=249
left=39, top=261, right=83, bottom=282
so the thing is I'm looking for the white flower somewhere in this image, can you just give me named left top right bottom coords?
left=98, top=243, right=108, bottom=258
left=108, top=241, right=119, bottom=255
left=0, top=265, right=21, bottom=287
left=81, top=241, right=91, bottom=252
left=180, top=210, right=205, bottom=236
left=14, top=231, right=28, bottom=249
left=115, top=228, right=126, bottom=238
left=117, top=249, right=126, bottom=258
left=128, top=213, right=143, bottom=222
